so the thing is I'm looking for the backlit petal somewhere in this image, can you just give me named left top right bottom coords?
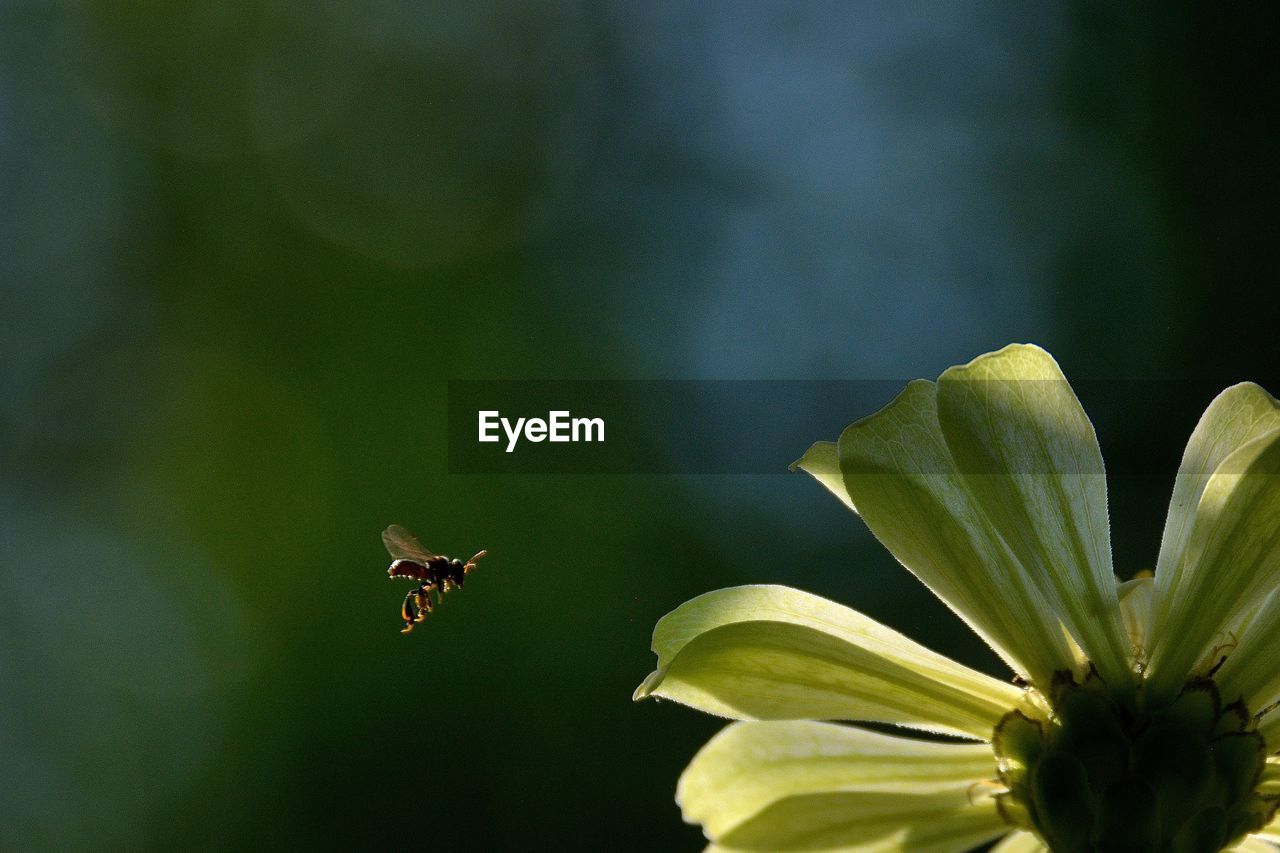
left=1145, top=424, right=1280, bottom=701
left=702, top=789, right=1005, bottom=853
left=835, top=378, right=1074, bottom=686
left=791, top=440, right=857, bottom=514
left=1151, top=383, right=1280, bottom=630
left=635, top=585, right=1023, bottom=740
left=1211, top=589, right=1280, bottom=710
left=1117, top=575, right=1154, bottom=668
left=990, top=830, right=1048, bottom=853
left=1232, top=839, right=1279, bottom=852
left=679, top=720, right=998, bottom=843
left=935, top=344, right=1131, bottom=691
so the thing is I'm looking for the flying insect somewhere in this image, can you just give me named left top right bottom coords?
left=382, top=524, right=487, bottom=634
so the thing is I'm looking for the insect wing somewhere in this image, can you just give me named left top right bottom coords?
left=382, top=524, right=437, bottom=562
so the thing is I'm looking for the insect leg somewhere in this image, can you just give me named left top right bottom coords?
left=416, top=585, right=434, bottom=615
left=401, top=590, right=420, bottom=633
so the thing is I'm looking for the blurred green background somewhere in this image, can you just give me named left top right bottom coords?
left=2, top=2, right=1277, bottom=849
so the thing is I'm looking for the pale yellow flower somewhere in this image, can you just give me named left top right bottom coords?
left=636, top=344, right=1280, bottom=852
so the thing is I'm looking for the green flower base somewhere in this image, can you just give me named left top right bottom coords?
left=993, top=674, right=1277, bottom=852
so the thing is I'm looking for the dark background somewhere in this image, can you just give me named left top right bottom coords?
left=2, top=2, right=1277, bottom=849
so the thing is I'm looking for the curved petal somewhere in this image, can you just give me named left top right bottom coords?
left=705, top=790, right=1005, bottom=853
left=990, top=830, right=1048, bottom=852
left=1258, top=781, right=1280, bottom=842
left=1258, top=760, right=1280, bottom=798
left=1257, top=713, right=1280, bottom=756
left=1211, top=589, right=1280, bottom=710
left=1233, top=839, right=1279, bottom=853
left=935, top=344, right=1131, bottom=691
left=1152, top=383, right=1280, bottom=620
left=791, top=441, right=857, bottom=514
left=1118, top=574, right=1154, bottom=667
left=835, top=378, right=1075, bottom=686
left=635, top=585, right=1023, bottom=740
left=679, top=720, right=998, bottom=843
left=1145, top=425, right=1280, bottom=702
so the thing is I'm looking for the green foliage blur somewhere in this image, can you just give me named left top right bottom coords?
left=1, top=2, right=1277, bottom=850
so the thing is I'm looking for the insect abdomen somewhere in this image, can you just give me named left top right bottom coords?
left=387, top=559, right=431, bottom=581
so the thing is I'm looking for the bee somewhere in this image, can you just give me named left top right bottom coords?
left=382, top=524, right=487, bottom=634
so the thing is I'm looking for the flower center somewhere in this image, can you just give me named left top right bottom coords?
left=992, top=673, right=1275, bottom=852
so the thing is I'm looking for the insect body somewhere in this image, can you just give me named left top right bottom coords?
left=382, top=524, right=487, bottom=634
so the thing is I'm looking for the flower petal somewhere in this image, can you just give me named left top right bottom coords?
left=679, top=720, right=998, bottom=844
left=791, top=440, right=857, bottom=514
left=1144, top=424, right=1280, bottom=701
left=634, top=585, right=1024, bottom=740
left=935, top=344, right=1131, bottom=691
left=1258, top=760, right=1280, bottom=798
left=1232, top=839, right=1279, bottom=853
left=1256, top=708, right=1280, bottom=750
left=835, top=378, right=1075, bottom=685
left=1254, top=778, right=1280, bottom=835
left=990, top=830, right=1048, bottom=852
left=1211, top=589, right=1280, bottom=711
left=703, top=788, right=1006, bottom=853
left=1118, top=574, right=1154, bottom=667
left=1152, top=383, right=1280, bottom=623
